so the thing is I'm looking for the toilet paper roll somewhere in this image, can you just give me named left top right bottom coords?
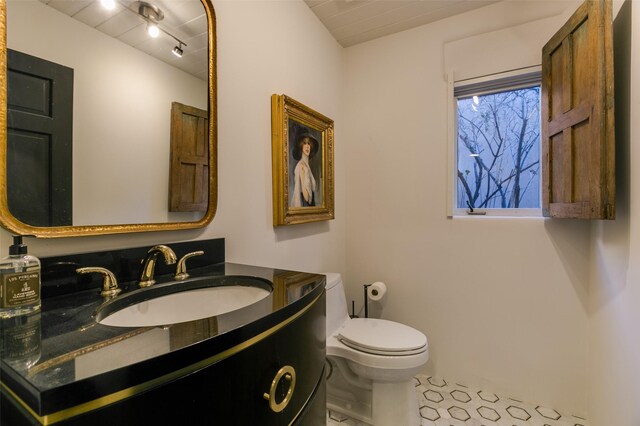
left=367, top=281, right=387, bottom=302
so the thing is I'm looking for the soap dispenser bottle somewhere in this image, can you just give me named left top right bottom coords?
left=0, top=236, right=41, bottom=318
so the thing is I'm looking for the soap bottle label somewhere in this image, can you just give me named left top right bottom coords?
left=0, top=272, right=40, bottom=308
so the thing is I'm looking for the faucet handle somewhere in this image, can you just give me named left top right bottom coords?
left=77, top=267, right=121, bottom=298
left=174, top=251, right=205, bottom=280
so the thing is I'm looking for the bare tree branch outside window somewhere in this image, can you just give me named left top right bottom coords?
left=457, top=86, right=541, bottom=209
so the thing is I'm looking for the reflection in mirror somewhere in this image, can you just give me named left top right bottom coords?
left=0, top=0, right=216, bottom=236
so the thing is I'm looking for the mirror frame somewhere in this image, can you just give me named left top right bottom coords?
left=0, top=0, right=217, bottom=238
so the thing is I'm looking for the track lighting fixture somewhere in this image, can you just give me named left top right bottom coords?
left=147, top=22, right=160, bottom=38
left=172, top=43, right=184, bottom=58
left=137, top=1, right=163, bottom=24
left=100, top=0, right=116, bottom=10
left=101, top=1, right=188, bottom=58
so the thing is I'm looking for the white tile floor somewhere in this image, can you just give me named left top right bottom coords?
left=327, top=374, right=588, bottom=426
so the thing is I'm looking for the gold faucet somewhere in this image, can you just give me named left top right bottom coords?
left=76, top=267, right=121, bottom=298
left=138, top=245, right=177, bottom=288
left=174, top=250, right=205, bottom=280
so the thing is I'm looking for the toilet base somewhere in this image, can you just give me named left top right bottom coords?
left=327, top=358, right=420, bottom=426
left=372, top=381, right=419, bottom=426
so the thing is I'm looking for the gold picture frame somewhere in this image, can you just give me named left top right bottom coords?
left=271, top=94, right=334, bottom=226
left=272, top=271, right=324, bottom=309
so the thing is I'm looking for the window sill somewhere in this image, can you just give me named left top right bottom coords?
left=450, top=208, right=542, bottom=218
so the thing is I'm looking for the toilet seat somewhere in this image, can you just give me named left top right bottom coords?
left=337, top=318, right=427, bottom=356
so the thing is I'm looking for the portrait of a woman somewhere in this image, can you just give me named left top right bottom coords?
left=291, top=132, right=319, bottom=207
left=272, top=94, right=333, bottom=225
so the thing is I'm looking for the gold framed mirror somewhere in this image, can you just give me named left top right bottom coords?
left=0, top=0, right=217, bottom=237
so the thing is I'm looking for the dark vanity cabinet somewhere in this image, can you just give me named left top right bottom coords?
left=0, top=240, right=327, bottom=426
left=61, top=292, right=326, bottom=425
left=2, top=288, right=325, bottom=426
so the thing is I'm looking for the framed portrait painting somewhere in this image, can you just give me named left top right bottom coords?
left=271, top=94, right=334, bottom=226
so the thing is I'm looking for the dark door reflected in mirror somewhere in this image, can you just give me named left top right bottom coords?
left=0, top=0, right=217, bottom=237
left=7, top=49, right=73, bottom=227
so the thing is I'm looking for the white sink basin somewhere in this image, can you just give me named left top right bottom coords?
left=97, top=281, right=271, bottom=327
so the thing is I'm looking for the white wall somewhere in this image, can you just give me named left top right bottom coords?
left=7, top=1, right=207, bottom=225
left=0, top=0, right=347, bottom=277
left=5, top=0, right=640, bottom=423
left=213, top=0, right=346, bottom=273
left=344, top=1, right=591, bottom=416
left=588, top=2, right=640, bottom=425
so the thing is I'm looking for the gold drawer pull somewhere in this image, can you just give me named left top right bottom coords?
left=262, top=365, right=296, bottom=413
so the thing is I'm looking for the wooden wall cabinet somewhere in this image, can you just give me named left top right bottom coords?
left=541, top=0, right=615, bottom=219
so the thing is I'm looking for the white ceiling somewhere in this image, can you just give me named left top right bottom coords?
left=39, top=0, right=209, bottom=80
left=304, top=0, right=501, bottom=47
left=39, top=0, right=501, bottom=78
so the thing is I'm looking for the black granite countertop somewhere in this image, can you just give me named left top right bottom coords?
left=0, top=240, right=325, bottom=419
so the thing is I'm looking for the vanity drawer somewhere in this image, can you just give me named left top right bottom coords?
left=52, top=292, right=325, bottom=425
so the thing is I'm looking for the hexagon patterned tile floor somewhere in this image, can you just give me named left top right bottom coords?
left=326, top=374, right=588, bottom=426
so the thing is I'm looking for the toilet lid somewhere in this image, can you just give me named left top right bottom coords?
left=337, top=319, right=427, bottom=356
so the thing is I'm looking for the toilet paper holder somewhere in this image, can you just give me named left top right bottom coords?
left=351, top=283, right=384, bottom=319
left=350, top=281, right=386, bottom=318
left=349, top=284, right=372, bottom=319
left=363, top=284, right=372, bottom=318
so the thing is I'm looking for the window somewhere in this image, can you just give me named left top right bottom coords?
left=447, top=0, right=614, bottom=220
left=452, top=72, right=542, bottom=216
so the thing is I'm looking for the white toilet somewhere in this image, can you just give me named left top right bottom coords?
left=324, top=273, right=428, bottom=426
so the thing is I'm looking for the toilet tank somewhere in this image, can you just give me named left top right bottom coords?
left=324, top=273, right=350, bottom=336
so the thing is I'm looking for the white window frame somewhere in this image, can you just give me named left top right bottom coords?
left=446, top=67, right=543, bottom=218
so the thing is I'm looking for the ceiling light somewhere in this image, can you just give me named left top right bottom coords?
left=172, top=44, right=184, bottom=58
left=130, top=2, right=188, bottom=55
left=100, top=0, right=116, bottom=10
left=147, top=22, right=160, bottom=38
